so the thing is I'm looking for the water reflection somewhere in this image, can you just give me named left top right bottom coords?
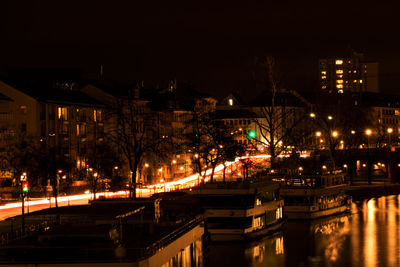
left=206, top=194, right=400, bottom=267
left=206, top=233, right=285, bottom=266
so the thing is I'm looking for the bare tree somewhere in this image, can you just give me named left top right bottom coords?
left=1, top=132, right=34, bottom=229
left=188, top=103, right=244, bottom=183
left=31, top=139, right=72, bottom=208
left=85, top=140, right=122, bottom=199
left=252, top=56, right=312, bottom=168
left=109, top=96, right=156, bottom=198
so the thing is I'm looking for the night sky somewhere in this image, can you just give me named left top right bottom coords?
left=2, top=2, right=400, bottom=98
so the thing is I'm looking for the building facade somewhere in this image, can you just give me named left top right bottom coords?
left=319, top=52, right=379, bottom=93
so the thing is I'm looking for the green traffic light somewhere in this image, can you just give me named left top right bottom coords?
left=248, top=130, right=256, bottom=138
left=22, top=182, right=29, bottom=193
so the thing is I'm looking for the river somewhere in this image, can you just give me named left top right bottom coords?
left=206, top=194, right=400, bottom=267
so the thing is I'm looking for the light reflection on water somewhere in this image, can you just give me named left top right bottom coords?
left=206, top=194, right=400, bottom=267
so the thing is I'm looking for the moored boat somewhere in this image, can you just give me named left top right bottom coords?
left=279, top=172, right=351, bottom=220
left=189, top=180, right=284, bottom=241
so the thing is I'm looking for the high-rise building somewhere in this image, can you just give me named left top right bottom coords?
left=319, top=52, right=379, bottom=93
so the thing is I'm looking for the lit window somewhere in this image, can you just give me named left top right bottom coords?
left=335, top=60, right=343, bottom=65
left=322, top=85, right=327, bottom=89
left=348, top=60, right=351, bottom=63
left=228, top=99, right=233, bottom=106
left=353, top=80, right=358, bottom=83
left=321, top=71, right=327, bottom=75
left=337, top=80, right=343, bottom=84
left=93, top=110, right=97, bottom=122
left=76, top=125, right=79, bottom=136
left=353, top=70, right=357, bottom=73
left=20, top=105, right=27, bottom=114
left=58, top=107, right=67, bottom=120
left=336, top=84, right=343, bottom=89
left=360, top=80, right=363, bottom=83
left=336, top=70, right=343, bottom=74
left=337, top=75, right=343, bottom=78
left=338, top=89, right=344, bottom=93
left=321, top=76, right=326, bottom=79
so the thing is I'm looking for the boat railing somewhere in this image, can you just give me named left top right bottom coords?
left=278, top=173, right=347, bottom=189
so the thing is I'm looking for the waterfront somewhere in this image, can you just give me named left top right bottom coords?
left=206, top=194, right=400, bottom=267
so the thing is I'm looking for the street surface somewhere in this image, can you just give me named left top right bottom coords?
left=0, top=155, right=269, bottom=220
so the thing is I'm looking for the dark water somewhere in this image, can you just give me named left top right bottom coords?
left=206, top=194, right=400, bottom=267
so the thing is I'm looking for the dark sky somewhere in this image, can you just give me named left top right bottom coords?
left=2, top=2, right=400, bottom=98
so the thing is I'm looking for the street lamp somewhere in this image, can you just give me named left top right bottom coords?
left=315, top=131, right=322, bottom=149
left=331, top=131, right=339, bottom=138
left=365, top=129, right=372, bottom=184
left=365, top=129, right=372, bottom=147
left=387, top=128, right=393, bottom=146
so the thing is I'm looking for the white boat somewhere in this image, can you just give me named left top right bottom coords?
left=279, top=173, right=351, bottom=220
left=189, top=180, right=284, bottom=241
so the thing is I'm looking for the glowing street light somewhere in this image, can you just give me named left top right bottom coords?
left=388, top=128, right=393, bottom=146
left=351, top=130, right=356, bottom=134
left=331, top=131, right=339, bottom=138
left=315, top=131, right=322, bottom=137
left=309, top=113, right=316, bottom=118
left=365, top=129, right=372, bottom=184
left=328, top=115, right=333, bottom=120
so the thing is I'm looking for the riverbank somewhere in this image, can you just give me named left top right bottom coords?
left=346, top=181, right=400, bottom=200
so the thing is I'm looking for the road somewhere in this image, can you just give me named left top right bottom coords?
left=0, top=154, right=270, bottom=220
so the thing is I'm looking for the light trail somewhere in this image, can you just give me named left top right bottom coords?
left=0, top=154, right=270, bottom=215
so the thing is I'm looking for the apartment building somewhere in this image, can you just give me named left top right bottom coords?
left=319, top=52, right=379, bottom=93
left=0, top=80, right=108, bottom=182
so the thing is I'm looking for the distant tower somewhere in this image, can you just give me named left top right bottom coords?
left=319, top=52, right=379, bottom=93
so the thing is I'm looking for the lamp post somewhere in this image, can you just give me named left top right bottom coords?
left=387, top=128, right=393, bottom=147
left=365, top=129, right=372, bottom=184
left=315, top=131, right=322, bottom=149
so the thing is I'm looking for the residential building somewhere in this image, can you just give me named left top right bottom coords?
left=0, top=79, right=108, bottom=185
left=319, top=51, right=379, bottom=93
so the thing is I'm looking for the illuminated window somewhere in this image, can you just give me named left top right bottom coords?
left=321, top=71, right=326, bottom=75
left=353, top=80, right=358, bottom=83
left=337, top=75, right=343, bottom=78
left=321, top=76, right=326, bottom=79
left=322, top=85, right=327, bottom=89
left=348, top=60, right=351, bottom=63
left=335, top=60, right=343, bottom=65
left=93, top=110, right=97, bottom=122
left=353, top=70, right=357, bottom=73
left=336, top=70, right=343, bottom=74
left=76, top=125, right=79, bottom=136
left=360, top=80, right=363, bottom=83
left=337, top=80, right=343, bottom=84
left=20, top=105, right=27, bottom=114
left=338, top=89, right=344, bottom=93
left=336, top=84, right=343, bottom=89
left=58, top=107, right=68, bottom=120
left=228, top=99, right=233, bottom=106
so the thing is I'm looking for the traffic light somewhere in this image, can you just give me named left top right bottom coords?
left=22, top=182, right=29, bottom=193
left=248, top=130, right=256, bottom=138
